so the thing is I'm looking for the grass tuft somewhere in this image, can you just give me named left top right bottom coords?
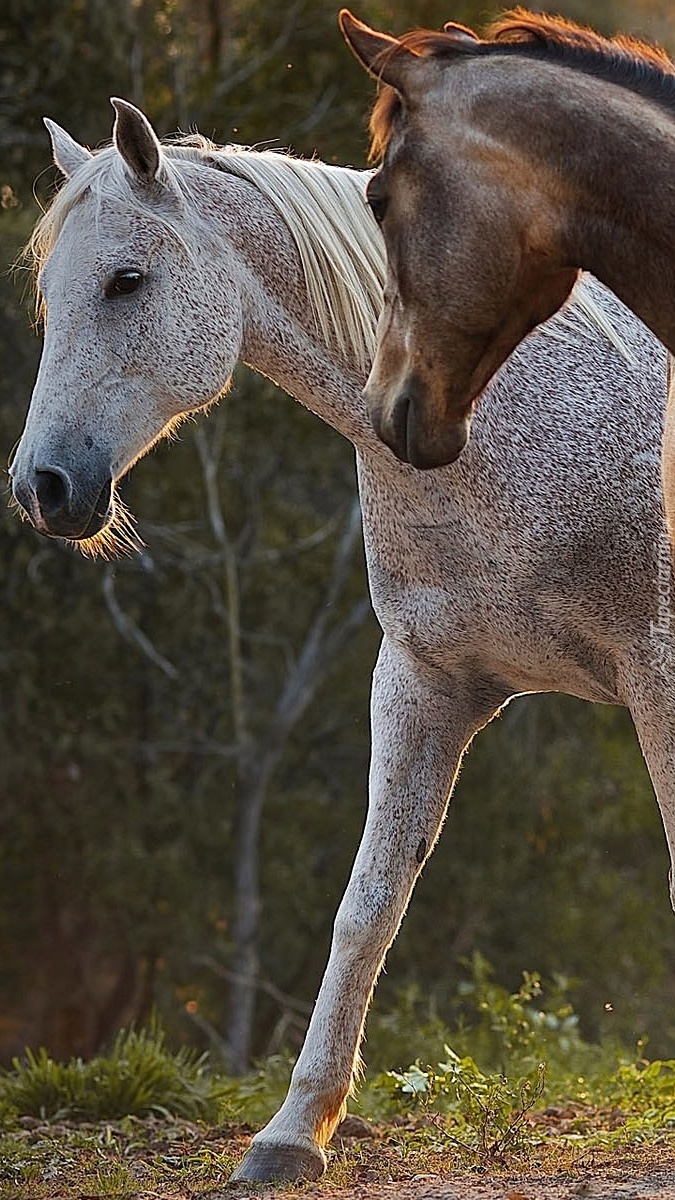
left=0, top=1020, right=224, bottom=1122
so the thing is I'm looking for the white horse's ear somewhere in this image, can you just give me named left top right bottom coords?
left=339, top=10, right=419, bottom=94
left=43, top=118, right=93, bottom=178
left=111, top=97, right=162, bottom=184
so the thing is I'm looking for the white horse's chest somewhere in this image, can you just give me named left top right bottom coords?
left=357, top=463, right=633, bottom=704
left=359, top=487, right=511, bottom=674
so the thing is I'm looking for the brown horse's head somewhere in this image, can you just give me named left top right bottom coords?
left=339, top=10, right=579, bottom=468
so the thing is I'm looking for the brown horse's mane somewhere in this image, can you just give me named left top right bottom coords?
left=369, top=7, right=675, bottom=161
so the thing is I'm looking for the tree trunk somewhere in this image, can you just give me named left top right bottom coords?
left=226, top=767, right=267, bottom=1073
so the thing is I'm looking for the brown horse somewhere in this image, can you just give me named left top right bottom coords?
left=339, top=8, right=675, bottom=529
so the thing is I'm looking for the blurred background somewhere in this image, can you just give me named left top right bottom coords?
left=1, top=0, right=674, bottom=1074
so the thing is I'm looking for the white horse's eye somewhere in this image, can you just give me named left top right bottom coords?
left=104, top=269, right=144, bottom=299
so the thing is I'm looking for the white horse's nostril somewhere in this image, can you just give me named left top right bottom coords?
left=34, top=465, right=72, bottom=519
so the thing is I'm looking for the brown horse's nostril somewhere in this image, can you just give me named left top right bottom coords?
left=34, top=466, right=72, bottom=519
left=391, top=391, right=413, bottom=462
left=368, top=392, right=411, bottom=463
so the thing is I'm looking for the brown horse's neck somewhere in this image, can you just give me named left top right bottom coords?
left=489, top=62, right=675, bottom=353
left=568, top=134, right=675, bottom=352
left=546, top=81, right=675, bottom=352
left=577, top=220, right=675, bottom=356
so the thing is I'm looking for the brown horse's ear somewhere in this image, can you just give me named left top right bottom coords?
left=442, top=21, right=481, bottom=45
left=339, top=10, right=416, bottom=92
left=111, top=97, right=162, bottom=184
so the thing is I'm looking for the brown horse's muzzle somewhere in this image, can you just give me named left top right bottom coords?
left=364, top=371, right=472, bottom=469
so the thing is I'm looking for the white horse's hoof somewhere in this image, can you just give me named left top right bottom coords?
left=229, top=1141, right=326, bottom=1183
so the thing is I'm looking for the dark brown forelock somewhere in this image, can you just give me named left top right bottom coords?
left=367, top=7, right=675, bottom=163
left=369, top=84, right=401, bottom=163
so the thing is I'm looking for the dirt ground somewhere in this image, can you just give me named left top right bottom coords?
left=10, top=1115, right=675, bottom=1200
left=219, top=1144, right=675, bottom=1200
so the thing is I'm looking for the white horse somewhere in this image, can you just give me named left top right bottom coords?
left=10, top=100, right=674, bottom=1183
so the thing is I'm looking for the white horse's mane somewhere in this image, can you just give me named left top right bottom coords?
left=29, top=135, right=630, bottom=371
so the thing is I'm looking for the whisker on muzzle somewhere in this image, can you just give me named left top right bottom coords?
left=70, top=494, right=145, bottom=561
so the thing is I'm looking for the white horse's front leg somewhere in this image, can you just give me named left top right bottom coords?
left=626, top=658, right=675, bottom=911
left=230, top=638, right=504, bottom=1183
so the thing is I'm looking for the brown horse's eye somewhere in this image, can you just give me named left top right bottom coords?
left=104, top=269, right=144, bottom=298
left=366, top=193, right=388, bottom=226
left=365, top=177, right=388, bottom=227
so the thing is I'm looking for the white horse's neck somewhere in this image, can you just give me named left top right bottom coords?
left=241, top=245, right=372, bottom=446
left=193, top=160, right=380, bottom=448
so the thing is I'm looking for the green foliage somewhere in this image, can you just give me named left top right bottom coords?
left=450, top=954, right=590, bottom=1079
left=606, top=1057, right=675, bottom=1111
left=362, top=959, right=582, bottom=1126
left=358, top=962, right=675, bottom=1162
left=385, top=1052, right=547, bottom=1162
left=0, top=1023, right=223, bottom=1122
left=583, top=1056, right=675, bottom=1141
left=210, top=1054, right=294, bottom=1126
left=1, top=990, right=675, bottom=1192
left=366, top=954, right=606, bottom=1084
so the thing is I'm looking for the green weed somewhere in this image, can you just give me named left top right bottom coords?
left=369, top=1050, right=546, bottom=1163
left=77, top=1160, right=136, bottom=1198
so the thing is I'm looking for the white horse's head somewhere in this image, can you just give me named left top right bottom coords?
left=11, top=101, right=244, bottom=554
